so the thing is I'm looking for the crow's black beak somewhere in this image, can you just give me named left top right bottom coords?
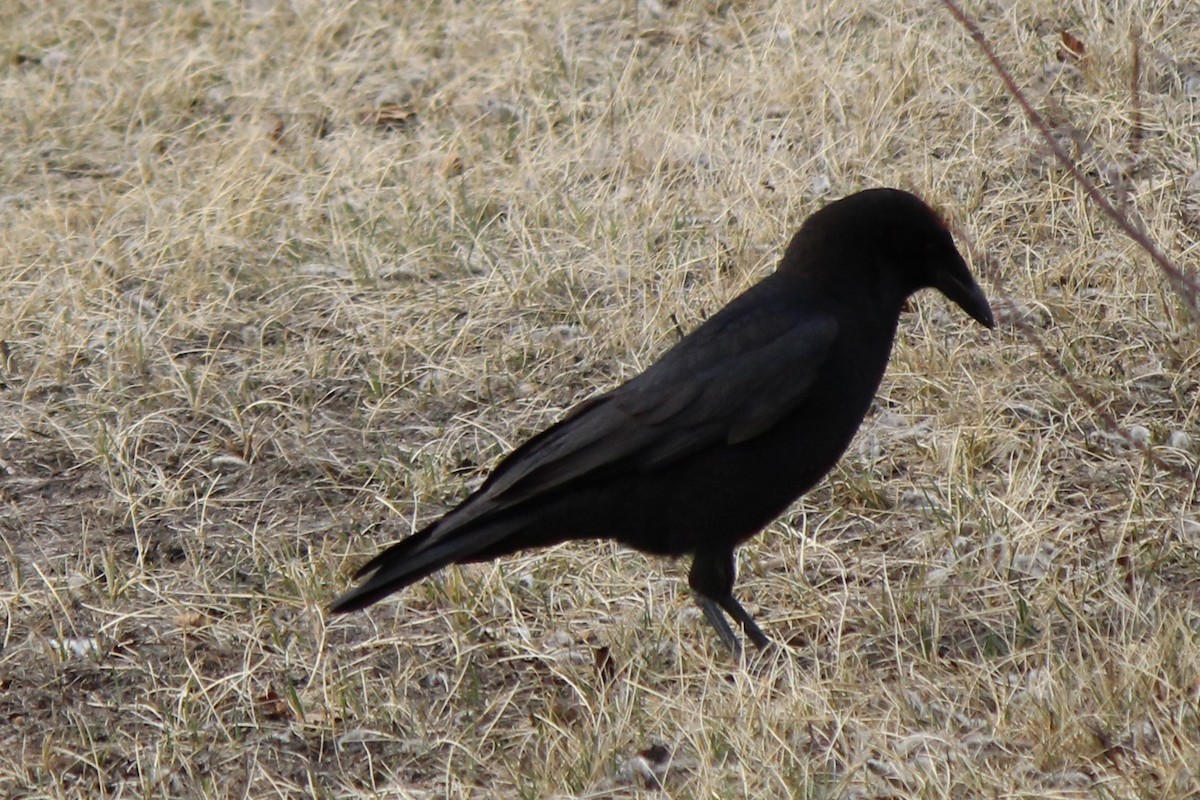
left=935, top=266, right=995, bottom=329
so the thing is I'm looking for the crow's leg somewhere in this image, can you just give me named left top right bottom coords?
left=717, top=593, right=771, bottom=650
left=688, top=550, right=772, bottom=653
left=696, top=596, right=741, bottom=655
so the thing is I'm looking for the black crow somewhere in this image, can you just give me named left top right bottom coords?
left=330, top=188, right=994, bottom=652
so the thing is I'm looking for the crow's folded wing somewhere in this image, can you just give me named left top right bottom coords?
left=441, top=304, right=839, bottom=530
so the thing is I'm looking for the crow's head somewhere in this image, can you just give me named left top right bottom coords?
left=784, top=188, right=995, bottom=329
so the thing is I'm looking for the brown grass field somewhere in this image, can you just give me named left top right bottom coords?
left=2, top=1, right=1199, bottom=797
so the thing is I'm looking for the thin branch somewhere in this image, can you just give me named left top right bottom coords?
left=1130, top=26, right=1144, bottom=160
left=940, top=0, right=1200, bottom=318
left=949, top=227, right=1195, bottom=482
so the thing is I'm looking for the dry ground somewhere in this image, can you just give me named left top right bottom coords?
left=2, top=0, right=1199, bottom=797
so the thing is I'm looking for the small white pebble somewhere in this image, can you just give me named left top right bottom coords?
left=544, top=629, right=574, bottom=648
left=925, top=566, right=953, bottom=586
left=1127, top=425, right=1151, bottom=447
left=1011, top=553, right=1046, bottom=578
left=856, top=431, right=882, bottom=463
left=561, top=649, right=590, bottom=665
left=47, top=637, right=100, bottom=659
left=42, top=49, right=68, bottom=69
left=639, top=0, right=665, bottom=18
left=877, top=411, right=909, bottom=428
left=899, top=489, right=940, bottom=512
left=617, top=755, right=659, bottom=788
left=1167, top=430, right=1192, bottom=451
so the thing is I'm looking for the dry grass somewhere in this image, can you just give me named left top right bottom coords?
left=2, top=0, right=1199, bottom=797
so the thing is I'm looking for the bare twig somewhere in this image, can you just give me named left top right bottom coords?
left=1130, top=26, right=1144, bottom=160
left=940, top=0, right=1200, bottom=318
left=950, top=227, right=1195, bottom=482
left=941, top=0, right=1197, bottom=480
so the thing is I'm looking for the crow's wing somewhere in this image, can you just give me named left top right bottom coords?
left=335, top=292, right=839, bottom=603
left=440, top=297, right=839, bottom=533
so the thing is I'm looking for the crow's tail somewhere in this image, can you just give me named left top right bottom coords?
left=327, top=515, right=523, bottom=613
